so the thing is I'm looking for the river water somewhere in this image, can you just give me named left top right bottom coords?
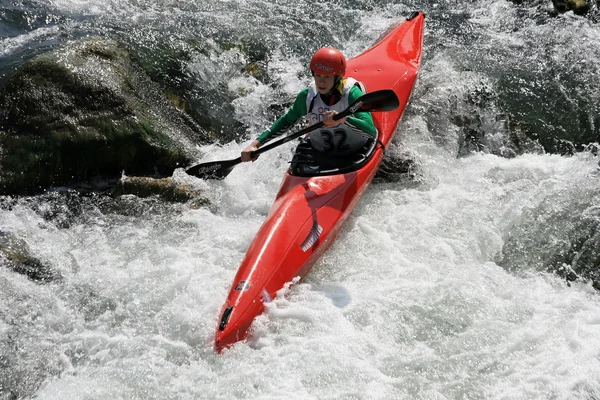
left=1, top=0, right=600, bottom=399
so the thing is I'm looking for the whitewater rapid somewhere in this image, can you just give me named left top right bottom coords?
left=2, top=134, right=599, bottom=399
left=2, top=0, right=600, bottom=399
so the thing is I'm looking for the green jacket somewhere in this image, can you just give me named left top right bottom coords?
left=256, top=85, right=376, bottom=144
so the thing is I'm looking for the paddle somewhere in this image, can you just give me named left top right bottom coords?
left=185, top=89, right=400, bottom=180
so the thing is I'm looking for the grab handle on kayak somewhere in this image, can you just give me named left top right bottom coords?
left=219, top=306, right=234, bottom=331
left=407, top=11, right=422, bottom=21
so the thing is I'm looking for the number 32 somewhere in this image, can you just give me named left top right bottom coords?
left=321, top=129, right=349, bottom=152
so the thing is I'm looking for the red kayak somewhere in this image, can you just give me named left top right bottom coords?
left=215, top=11, right=425, bottom=351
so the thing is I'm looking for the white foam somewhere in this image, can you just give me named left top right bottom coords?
left=0, top=26, right=60, bottom=57
left=3, top=0, right=600, bottom=398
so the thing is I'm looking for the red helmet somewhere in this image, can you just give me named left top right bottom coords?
left=310, top=47, right=346, bottom=77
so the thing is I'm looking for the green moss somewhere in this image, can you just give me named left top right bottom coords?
left=113, top=176, right=209, bottom=204
left=0, top=37, right=205, bottom=194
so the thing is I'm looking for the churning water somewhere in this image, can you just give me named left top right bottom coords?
left=2, top=0, right=600, bottom=398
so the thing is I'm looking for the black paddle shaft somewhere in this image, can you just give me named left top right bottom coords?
left=185, top=89, right=400, bottom=180
left=255, top=89, right=399, bottom=156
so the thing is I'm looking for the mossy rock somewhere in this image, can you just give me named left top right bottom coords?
left=112, top=175, right=209, bottom=207
left=553, top=0, right=592, bottom=14
left=0, top=37, right=209, bottom=194
left=0, top=231, right=60, bottom=282
left=373, top=150, right=422, bottom=185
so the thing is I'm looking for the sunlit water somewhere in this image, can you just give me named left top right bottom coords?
left=2, top=0, right=600, bottom=399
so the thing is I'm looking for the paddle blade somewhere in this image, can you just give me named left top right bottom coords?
left=185, top=158, right=241, bottom=180
left=353, top=89, right=400, bottom=113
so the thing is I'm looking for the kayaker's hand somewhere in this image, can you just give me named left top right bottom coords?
left=241, top=139, right=261, bottom=162
left=323, top=110, right=346, bottom=127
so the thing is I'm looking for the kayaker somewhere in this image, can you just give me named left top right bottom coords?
left=241, top=47, right=377, bottom=167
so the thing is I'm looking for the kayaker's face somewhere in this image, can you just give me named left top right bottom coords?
left=314, top=73, right=335, bottom=94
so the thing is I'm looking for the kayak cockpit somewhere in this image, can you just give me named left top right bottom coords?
left=289, top=130, right=381, bottom=177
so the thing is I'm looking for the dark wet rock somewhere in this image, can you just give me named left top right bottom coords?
left=497, top=56, right=600, bottom=156
left=445, top=81, right=542, bottom=158
left=0, top=231, right=60, bottom=282
left=507, top=0, right=593, bottom=16
left=550, top=138, right=577, bottom=156
left=0, top=37, right=209, bottom=195
left=126, top=39, right=246, bottom=141
left=506, top=121, right=546, bottom=155
left=431, top=3, right=600, bottom=155
left=102, top=193, right=189, bottom=218
left=583, top=143, right=600, bottom=157
left=0, top=189, right=116, bottom=229
left=0, top=189, right=189, bottom=231
left=373, top=149, right=422, bottom=185
left=242, top=61, right=268, bottom=82
left=497, top=187, right=600, bottom=289
left=138, top=40, right=263, bottom=143
left=552, top=0, right=592, bottom=14
left=112, top=175, right=209, bottom=207
left=413, top=61, right=589, bottom=159
left=553, top=0, right=570, bottom=10
left=457, top=126, right=486, bottom=158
